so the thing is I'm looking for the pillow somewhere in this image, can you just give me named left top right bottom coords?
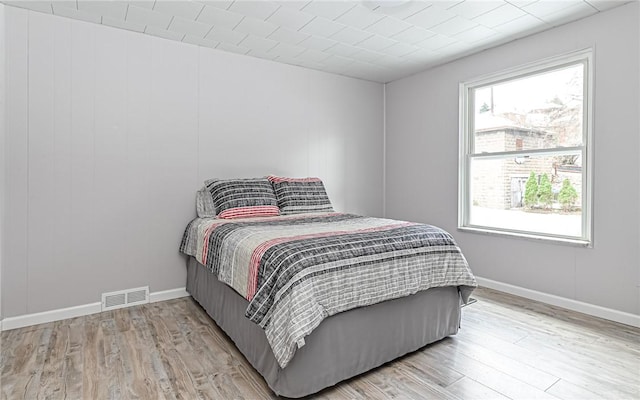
left=205, top=177, right=279, bottom=219
left=267, top=175, right=334, bottom=215
left=196, top=187, right=217, bottom=218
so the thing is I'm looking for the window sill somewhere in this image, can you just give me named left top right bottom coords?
left=457, top=226, right=592, bottom=248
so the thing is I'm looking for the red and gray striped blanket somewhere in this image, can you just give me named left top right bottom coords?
left=180, top=212, right=476, bottom=368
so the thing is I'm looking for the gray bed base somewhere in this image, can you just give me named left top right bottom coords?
left=186, top=257, right=462, bottom=398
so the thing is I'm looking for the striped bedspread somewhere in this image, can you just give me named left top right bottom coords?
left=180, top=212, right=477, bottom=368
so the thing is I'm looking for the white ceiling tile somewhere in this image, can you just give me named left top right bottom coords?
left=493, top=13, right=546, bottom=35
left=205, top=26, right=247, bottom=44
left=301, top=1, right=356, bottom=20
left=406, top=48, right=441, bottom=62
left=448, top=1, right=505, bottom=19
left=54, top=4, right=101, bottom=23
left=266, top=6, right=315, bottom=30
left=322, top=54, right=354, bottom=67
left=326, top=42, right=362, bottom=57
left=345, top=62, right=391, bottom=81
left=128, top=1, right=155, bottom=10
left=371, top=2, right=433, bottom=20
left=454, top=24, right=499, bottom=43
left=335, top=5, right=385, bottom=29
left=374, top=54, right=408, bottom=68
left=357, top=35, right=397, bottom=52
left=435, top=40, right=475, bottom=56
left=268, top=42, right=306, bottom=58
left=585, top=0, right=629, bottom=12
left=168, top=16, right=212, bottom=37
left=153, top=1, right=204, bottom=21
left=391, top=26, right=436, bottom=44
left=234, top=16, right=279, bottom=37
left=299, top=35, right=339, bottom=51
left=9, top=0, right=611, bottom=84
left=429, top=15, right=478, bottom=36
left=384, top=64, right=425, bottom=80
left=352, top=48, right=385, bottom=62
left=506, top=0, right=539, bottom=7
left=126, top=5, right=173, bottom=29
left=539, top=1, right=598, bottom=25
left=228, top=1, right=279, bottom=20
left=5, top=1, right=52, bottom=13
left=268, top=27, right=310, bottom=45
left=53, top=1, right=79, bottom=10
left=216, top=42, right=251, bottom=55
left=297, top=48, right=332, bottom=63
left=274, top=1, right=311, bottom=11
left=247, top=49, right=280, bottom=60
left=299, top=16, right=346, bottom=37
left=322, top=63, right=353, bottom=75
left=197, top=5, right=244, bottom=28
left=379, top=42, right=420, bottom=57
left=329, top=26, right=373, bottom=45
left=472, top=3, right=526, bottom=27
left=182, top=34, right=220, bottom=48
left=523, top=0, right=584, bottom=18
left=195, top=1, right=234, bottom=11
left=404, top=5, right=457, bottom=29
left=77, top=0, right=128, bottom=20
left=433, top=0, right=468, bottom=10
left=102, top=16, right=146, bottom=32
left=238, top=34, right=279, bottom=52
left=365, top=16, right=413, bottom=36
left=415, top=33, right=457, bottom=50
left=145, top=25, right=185, bottom=41
left=281, top=56, right=324, bottom=70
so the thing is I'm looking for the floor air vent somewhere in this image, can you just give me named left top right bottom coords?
left=102, top=286, right=149, bottom=311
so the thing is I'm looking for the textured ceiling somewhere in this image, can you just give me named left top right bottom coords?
left=2, top=0, right=633, bottom=82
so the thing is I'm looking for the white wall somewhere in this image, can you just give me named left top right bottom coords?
left=0, top=4, right=5, bottom=322
left=2, top=7, right=384, bottom=318
left=385, top=3, right=639, bottom=316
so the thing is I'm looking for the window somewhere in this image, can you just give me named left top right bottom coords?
left=458, top=50, right=592, bottom=245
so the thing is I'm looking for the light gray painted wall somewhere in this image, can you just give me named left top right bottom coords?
left=2, top=7, right=384, bottom=318
left=0, top=4, right=5, bottom=321
left=385, top=2, right=640, bottom=315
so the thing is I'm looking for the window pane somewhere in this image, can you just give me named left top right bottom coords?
left=473, top=64, right=583, bottom=153
left=469, top=154, right=582, bottom=238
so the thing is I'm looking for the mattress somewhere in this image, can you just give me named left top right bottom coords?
left=186, top=257, right=462, bottom=398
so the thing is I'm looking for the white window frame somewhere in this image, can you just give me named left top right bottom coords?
left=458, top=49, right=594, bottom=246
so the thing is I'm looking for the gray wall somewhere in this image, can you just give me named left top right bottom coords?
left=0, top=4, right=5, bottom=321
left=385, top=2, right=639, bottom=315
left=2, top=7, right=384, bottom=318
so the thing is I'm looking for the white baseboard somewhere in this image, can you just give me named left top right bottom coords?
left=1, top=302, right=102, bottom=331
left=1, top=287, right=190, bottom=331
left=476, top=277, right=640, bottom=328
left=150, top=287, right=190, bottom=303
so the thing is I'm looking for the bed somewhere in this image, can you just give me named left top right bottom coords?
left=179, top=177, right=477, bottom=398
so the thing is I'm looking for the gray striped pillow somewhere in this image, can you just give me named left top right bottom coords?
left=205, top=178, right=279, bottom=219
left=268, top=176, right=334, bottom=215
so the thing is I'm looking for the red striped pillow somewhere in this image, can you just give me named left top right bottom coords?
left=218, top=205, right=280, bottom=220
left=205, top=177, right=280, bottom=219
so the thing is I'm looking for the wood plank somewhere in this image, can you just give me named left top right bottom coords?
left=546, top=379, right=606, bottom=400
left=424, top=339, right=560, bottom=399
left=447, top=376, right=511, bottom=400
left=2, top=287, right=639, bottom=400
left=62, top=317, right=86, bottom=399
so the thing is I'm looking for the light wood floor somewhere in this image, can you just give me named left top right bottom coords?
left=1, top=287, right=639, bottom=399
